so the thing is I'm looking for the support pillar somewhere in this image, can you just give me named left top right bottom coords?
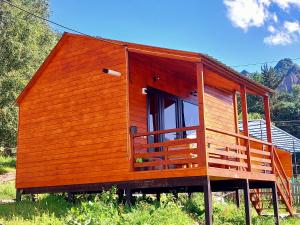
left=271, top=182, right=280, bottom=225
left=204, top=176, right=213, bottom=225
left=235, top=189, right=240, bottom=208
left=67, top=192, right=75, bottom=203
left=243, top=179, right=251, bottom=225
left=16, top=189, right=21, bottom=202
left=125, top=188, right=132, bottom=205
left=156, top=192, right=161, bottom=202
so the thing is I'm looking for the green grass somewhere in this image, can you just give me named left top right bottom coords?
left=0, top=181, right=15, bottom=200
left=0, top=156, right=16, bottom=174
left=0, top=187, right=300, bottom=225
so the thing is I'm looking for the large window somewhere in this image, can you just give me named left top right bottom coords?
left=182, top=101, right=199, bottom=138
left=147, top=88, right=199, bottom=142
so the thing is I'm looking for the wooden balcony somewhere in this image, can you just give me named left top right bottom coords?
left=131, top=125, right=276, bottom=180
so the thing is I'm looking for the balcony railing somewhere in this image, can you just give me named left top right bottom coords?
left=131, top=125, right=274, bottom=175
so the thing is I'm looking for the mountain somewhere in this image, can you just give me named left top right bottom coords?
left=275, top=58, right=300, bottom=92
left=240, top=58, right=300, bottom=92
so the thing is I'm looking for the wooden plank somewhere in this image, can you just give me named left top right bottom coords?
left=133, top=158, right=199, bottom=168
left=134, top=149, right=198, bottom=159
left=251, top=156, right=271, bottom=163
left=207, top=148, right=247, bottom=159
left=206, top=137, right=247, bottom=151
left=134, top=126, right=198, bottom=137
left=251, top=164, right=273, bottom=171
left=134, top=138, right=197, bottom=150
left=250, top=148, right=271, bottom=156
left=208, top=158, right=248, bottom=168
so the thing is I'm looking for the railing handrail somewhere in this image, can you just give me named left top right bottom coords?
left=133, top=126, right=199, bottom=137
left=206, top=127, right=272, bottom=146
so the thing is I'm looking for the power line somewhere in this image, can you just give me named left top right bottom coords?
left=2, top=0, right=300, bottom=69
left=1, top=0, right=90, bottom=37
left=231, top=57, right=300, bottom=68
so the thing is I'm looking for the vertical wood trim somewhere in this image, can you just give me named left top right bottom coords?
left=272, top=182, right=280, bottom=225
left=263, top=95, right=272, bottom=142
left=263, top=95, right=275, bottom=174
left=125, top=47, right=134, bottom=171
left=240, top=86, right=251, bottom=171
left=243, top=179, right=252, bottom=225
left=204, top=176, right=213, bottom=225
left=196, top=63, right=207, bottom=168
left=233, top=91, right=239, bottom=136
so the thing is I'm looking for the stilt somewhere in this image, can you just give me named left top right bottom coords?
left=31, top=194, right=36, bottom=202
left=271, top=182, right=280, bottom=225
left=125, top=188, right=132, bottom=205
left=243, top=179, right=251, bottom=225
left=16, top=189, right=21, bottom=202
left=172, top=191, right=178, bottom=200
left=156, top=192, right=161, bottom=202
left=235, top=189, right=240, bottom=208
left=204, top=176, right=213, bottom=225
left=188, top=192, right=192, bottom=199
left=117, top=189, right=124, bottom=203
left=67, top=192, right=75, bottom=203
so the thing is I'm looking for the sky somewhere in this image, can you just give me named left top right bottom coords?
left=49, top=0, right=300, bottom=72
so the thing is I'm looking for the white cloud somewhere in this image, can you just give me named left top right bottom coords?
left=264, top=20, right=300, bottom=45
left=272, top=0, right=300, bottom=9
left=284, top=21, right=300, bottom=33
left=264, top=32, right=292, bottom=45
left=224, top=0, right=300, bottom=45
left=268, top=25, right=276, bottom=32
left=223, top=0, right=270, bottom=31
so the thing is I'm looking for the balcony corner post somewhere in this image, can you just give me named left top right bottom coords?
left=240, top=85, right=251, bottom=172
left=196, top=62, right=208, bottom=168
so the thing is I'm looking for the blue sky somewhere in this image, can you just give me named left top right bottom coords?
left=49, top=0, right=300, bottom=72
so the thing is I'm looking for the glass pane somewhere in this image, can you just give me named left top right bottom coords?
left=182, top=101, right=199, bottom=138
left=163, top=98, right=177, bottom=141
left=148, top=93, right=160, bottom=145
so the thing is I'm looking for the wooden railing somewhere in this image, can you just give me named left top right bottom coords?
left=206, top=127, right=273, bottom=174
left=131, top=126, right=200, bottom=171
left=273, top=147, right=293, bottom=208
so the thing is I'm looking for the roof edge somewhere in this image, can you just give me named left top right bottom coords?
left=16, top=33, right=70, bottom=104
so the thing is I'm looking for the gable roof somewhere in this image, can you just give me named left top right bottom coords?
left=16, top=32, right=272, bottom=104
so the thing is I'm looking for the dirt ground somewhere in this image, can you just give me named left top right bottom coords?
left=0, top=172, right=15, bottom=183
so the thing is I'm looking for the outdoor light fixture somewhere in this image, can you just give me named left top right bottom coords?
left=153, top=74, right=160, bottom=82
left=190, top=90, right=197, bottom=97
left=102, top=68, right=121, bottom=77
left=142, top=88, right=147, bottom=95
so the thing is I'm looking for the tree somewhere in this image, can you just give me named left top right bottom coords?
left=0, top=0, right=59, bottom=147
left=261, top=64, right=284, bottom=90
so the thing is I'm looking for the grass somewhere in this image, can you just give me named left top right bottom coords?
left=0, top=155, right=16, bottom=174
left=0, top=186, right=300, bottom=225
left=0, top=181, right=15, bottom=200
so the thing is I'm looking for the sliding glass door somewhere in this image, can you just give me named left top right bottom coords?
left=147, top=88, right=199, bottom=145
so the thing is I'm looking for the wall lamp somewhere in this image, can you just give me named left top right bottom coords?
left=102, top=68, right=121, bottom=77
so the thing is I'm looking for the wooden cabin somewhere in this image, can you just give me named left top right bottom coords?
left=16, top=33, right=293, bottom=225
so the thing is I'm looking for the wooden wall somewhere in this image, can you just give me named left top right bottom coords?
left=128, top=53, right=236, bottom=141
left=276, top=148, right=293, bottom=178
left=16, top=35, right=129, bottom=188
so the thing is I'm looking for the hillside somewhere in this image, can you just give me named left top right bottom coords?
left=241, top=58, right=300, bottom=92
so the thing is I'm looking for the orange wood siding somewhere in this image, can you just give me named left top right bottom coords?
left=276, top=148, right=293, bottom=178
left=16, top=35, right=129, bottom=188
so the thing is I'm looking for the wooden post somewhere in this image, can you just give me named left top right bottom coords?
left=263, top=95, right=275, bottom=173
left=235, top=189, right=240, bottom=208
left=204, top=176, right=213, bottom=225
left=67, top=192, right=75, bottom=203
left=240, top=86, right=251, bottom=171
left=243, top=179, right=252, bottom=225
left=271, top=182, right=280, bottom=225
left=196, top=63, right=207, bottom=168
left=156, top=192, right=161, bottom=202
left=16, top=189, right=21, bottom=202
left=125, top=188, right=132, bottom=205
